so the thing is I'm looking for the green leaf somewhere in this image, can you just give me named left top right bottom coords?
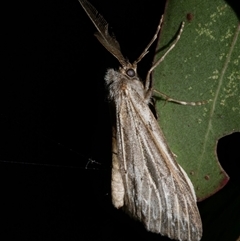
left=153, top=0, right=239, bottom=200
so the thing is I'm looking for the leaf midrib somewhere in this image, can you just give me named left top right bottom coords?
left=199, top=23, right=240, bottom=170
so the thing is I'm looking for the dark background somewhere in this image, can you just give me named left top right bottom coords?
left=1, top=0, right=239, bottom=240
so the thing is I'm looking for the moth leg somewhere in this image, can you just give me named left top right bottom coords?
left=154, top=89, right=207, bottom=106
left=144, top=87, right=153, bottom=104
left=111, top=127, right=125, bottom=208
left=145, top=22, right=185, bottom=91
left=133, top=16, right=163, bottom=66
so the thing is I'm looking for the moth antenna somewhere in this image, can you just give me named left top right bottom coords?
left=78, top=0, right=128, bottom=67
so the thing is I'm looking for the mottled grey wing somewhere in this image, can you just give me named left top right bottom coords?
left=115, top=86, right=202, bottom=241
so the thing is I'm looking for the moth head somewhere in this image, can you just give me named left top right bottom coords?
left=120, top=62, right=138, bottom=79
left=126, top=68, right=135, bottom=77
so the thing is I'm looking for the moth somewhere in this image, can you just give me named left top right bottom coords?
left=78, top=0, right=202, bottom=240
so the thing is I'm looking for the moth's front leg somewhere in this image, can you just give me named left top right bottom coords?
left=144, top=87, right=153, bottom=104
left=111, top=126, right=125, bottom=209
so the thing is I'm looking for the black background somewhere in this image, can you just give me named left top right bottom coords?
left=1, top=0, right=240, bottom=240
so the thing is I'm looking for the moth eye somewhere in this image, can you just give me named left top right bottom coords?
left=126, top=69, right=135, bottom=77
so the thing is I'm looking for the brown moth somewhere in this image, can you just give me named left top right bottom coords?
left=78, top=0, right=203, bottom=240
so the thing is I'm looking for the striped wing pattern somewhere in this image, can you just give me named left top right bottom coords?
left=106, top=69, right=202, bottom=241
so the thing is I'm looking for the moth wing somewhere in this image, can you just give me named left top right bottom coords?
left=115, top=86, right=202, bottom=241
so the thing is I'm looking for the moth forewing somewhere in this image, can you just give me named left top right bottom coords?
left=105, top=67, right=202, bottom=241
left=78, top=0, right=202, bottom=240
